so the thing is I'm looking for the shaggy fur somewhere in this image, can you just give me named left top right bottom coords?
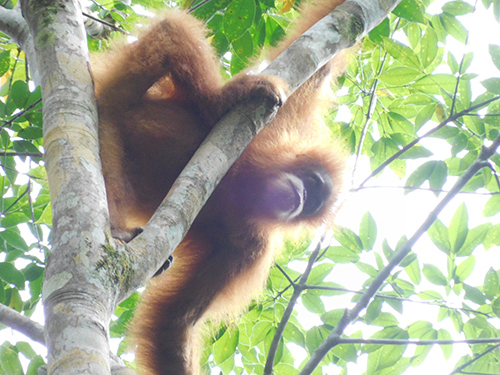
left=92, top=0, right=348, bottom=373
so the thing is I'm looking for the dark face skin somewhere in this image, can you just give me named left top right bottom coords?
left=234, top=166, right=334, bottom=222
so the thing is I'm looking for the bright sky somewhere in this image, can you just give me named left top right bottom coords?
left=2, top=0, right=500, bottom=374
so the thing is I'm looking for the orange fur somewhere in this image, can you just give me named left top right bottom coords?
left=93, top=1, right=348, bottom=374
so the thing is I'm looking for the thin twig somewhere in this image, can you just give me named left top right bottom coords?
left=299, top=134, right=500, bottom=375
left=358, top=95, right=500, bottom=188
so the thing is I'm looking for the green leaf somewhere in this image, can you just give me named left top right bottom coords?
left=369, top=18, right=390, bottom=45
left=417, top=290, right=443, bottom=300
left=442, top=1, right=474, bottom=15
left=489, top=44, right=500, bottom=71
left=495, top=0, right=500, bottom=22
left=493, top=298, right=500, bottom=318
left=0, top=344, right=23, bottom=375
left=302, top=292, right=325, bottom=314
left=283, top=323, right=305, bottom=346
left=334, top=227, right=363, bottom=252
left=392, top=0, right=425, bottom=23
left=437, top=329, right=452, bottom=359
left=356, top=262, right=378, bottom=277
left=213, top=328, right=239, bottom=364
left=332, top=343, right=358, bottom=362
left=360, top=212, right=377, bottom=250
left=15, top=341, right=36, bottom=360
left=484, top=194, right=500, bottom=217
left=449, top=203, right=468, bottom=253
left=413, top=74, right=456, bottom=94
left=25, top=355, right=45, bottom=375
left=440, top=13, right=468, bottom=43
left=458, top=223, right=490, bottom=256
left=481, top=77, right=500, bottom=94
left=23, top=264, right=44, bottom=282
left=463, top=284, right=486, bottom=305
left=483, top=268, right=499, bottom=300
left=1, top=213, right=29, bottom=228
left=382, top=38, right=421, bottom=69
left=371, top=137, right=406, bottom=178
left=366, top=328, right=408, bottom=372
left=456, top=256, right=475, bottom=282
left=423, top=264, right=448, bottom=286
left=451, top=132, right=468, bottom=155
left=420, top=27, right=438, bottom=69
left=0, top=263, right=26, bottom=289
left=0, top=50, right=10, bottom=77
left=387, top=112, right=413, bottom=134
left=483, top=224, right=500, bottom=250
left=193, top=0, right=232, bottom=20
left=18, top=126, right=43, bottom=140
left=321, top=309, right=345, bottom=326
left=223, top=0, right=255, bottom=42
left=371, top=312, right=399, bottom=327
left=250, top=321, right=273, bottom=346
left=305, top=325, right=330, bottom=353
left=405, top=257, right=421, bottom=285
left=36, top=202, right=52, bottom=226
left=231, top=31, right=254, bottom=64
left=429, top=161, right=448, bottom=195
left=0, top=228, right=29, bottom=252
left=378, top=67, right=420, bottom=85
left=307, top=263, right=334, bottom=285
left=405, top=160, right=447, bottom=195
left=366, top=298, right=382, bottom=322
left=415, top=104, right=437, bottom=130
left=10, top=80, right=30, bottom=109
left=430, top=125, right=459, bottom=139
left=325, top=246, right=360, bottom=263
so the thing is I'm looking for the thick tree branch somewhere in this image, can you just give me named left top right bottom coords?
left=20, top=1, right=115, bottom=374
left=0, top=6, right=40, bottom=84
left=119, top=0, right=403, bottom=303
left=0, top=303, right=45, bottom=345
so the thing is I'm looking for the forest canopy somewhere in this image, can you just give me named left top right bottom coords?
left=0, top=0, right=500, bottom=374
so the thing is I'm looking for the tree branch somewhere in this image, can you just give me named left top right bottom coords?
left=299, top=134, right=500, bottom=375
left=358, top=95, right=500, bottom=188
left=0, top=6, right=40, bottom=84
left=264, top=235, right=325, bottom=375
left=0, top=303, right=45, bottom=345
left=20, top=1, right=115, bottom=374
left=119, top=0, right=405, bottom=303
left=339, top=337, right=500, bottom=346
left=450, top=343, right=500, bottom=375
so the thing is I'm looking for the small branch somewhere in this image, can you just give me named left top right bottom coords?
left=274, top=263, right=296, bottom=287
left=0, top=151, right=44, bottom=158
left=304, top=284, right=490, bottom=317
left=0, top=303, right=45, bottom=345
left=299, top=135, right=500, bottom=375
left=1, top=98, right=43, bottom=130
left=339, top=337, right=500, bottom=346
left=354, top=184, right=500, bottom=195
left=358, top=95, right=500, bottom=188
left=449, top=343, right=500, bottom=375
left=449, top=0, right=475, bottom=116
left=264, top=236, right=324, bottom=375
left=1, top=185, right=29, bottom=215
left=82, top=11, right=127, bottom=38
left=352, top=18, right=401, bottom=182
left=485, top=162, right=500, bottom=192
